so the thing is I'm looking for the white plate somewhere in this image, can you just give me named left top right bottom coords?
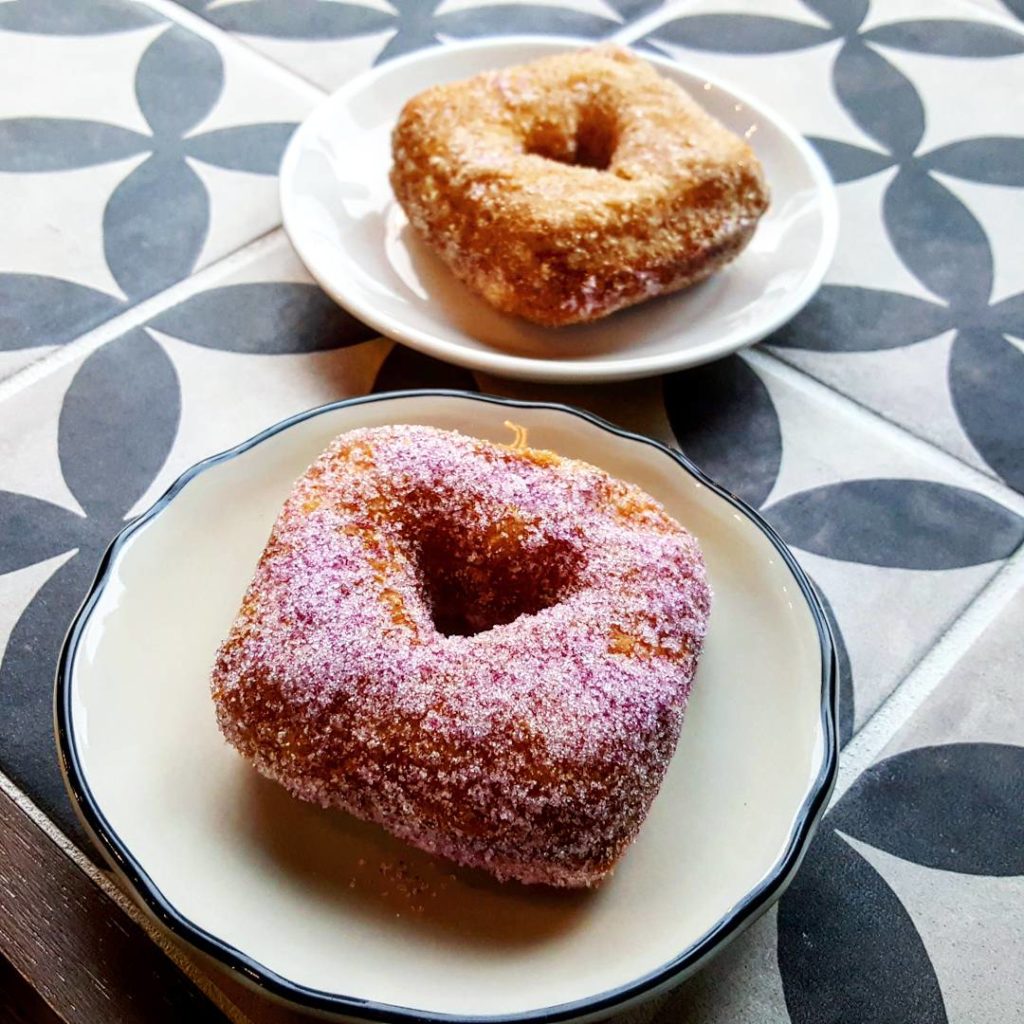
left=280, top=39, right=838, bottom=383
left=57, top=392, right=836, bottom=1022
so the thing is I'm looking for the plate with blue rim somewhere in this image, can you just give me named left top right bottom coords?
left=57, top=390, right=836, bottom=1022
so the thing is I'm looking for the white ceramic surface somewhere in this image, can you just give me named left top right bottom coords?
left=279, top=38, right=838, bottom=383
left=58, top=393, right=835, bottom=1022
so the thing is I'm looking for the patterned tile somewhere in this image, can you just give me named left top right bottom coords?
left=0, top=0, right=314, bottom=379
left=982, top=0, right=1024, bottom=21
left=776, top=585, right=1024, bottom=1024
left=639, top=0, right=1024, bottom=497
left=174, top=0, right=660, bottom=91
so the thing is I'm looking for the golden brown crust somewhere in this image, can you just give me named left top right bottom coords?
left=390, top=45, right=769, bottom=326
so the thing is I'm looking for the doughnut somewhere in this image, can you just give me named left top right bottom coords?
left=212, top=425, right=711, bottom=887
left=390, top=45, right=769, bottom=326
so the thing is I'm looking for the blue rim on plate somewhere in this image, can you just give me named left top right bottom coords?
left=55, top=390, right=838, bottom=1024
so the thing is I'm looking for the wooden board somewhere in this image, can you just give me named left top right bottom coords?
left=0, top=787, right=229, bottom=1024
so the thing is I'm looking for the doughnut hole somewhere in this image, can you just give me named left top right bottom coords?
left=524, top=104, right=619, bottom=171
left=411, top=511, right=585, bottom=637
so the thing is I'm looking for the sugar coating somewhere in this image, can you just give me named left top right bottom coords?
left=390, top=45, right=769, bottom=326
left=212, top=425, right=711, bottom=887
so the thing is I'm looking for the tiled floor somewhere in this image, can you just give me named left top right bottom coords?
left=0, top=1, right=315, bottom=377
left=173, top=0, right=656, bottom=90
left=635, top=0, right=1024, bottom=497
left=0, top=0, right=1022, bottom=1021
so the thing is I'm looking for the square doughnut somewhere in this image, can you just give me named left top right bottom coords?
left=212, top=426, right=711, bottom=886
left=390, top=46, right=769, bottom=326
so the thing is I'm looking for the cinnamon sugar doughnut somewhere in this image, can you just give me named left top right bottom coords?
left=390, top=45, right=769, bottom=326
left=212, top=425, right=710, bottom=887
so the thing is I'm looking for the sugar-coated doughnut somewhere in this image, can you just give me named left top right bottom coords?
left=390, top=45, right=769, bottom=326
left=212, top=425, right=710, bottom=887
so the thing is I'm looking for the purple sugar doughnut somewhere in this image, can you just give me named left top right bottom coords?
left=212, top=425, right=710, bottom=886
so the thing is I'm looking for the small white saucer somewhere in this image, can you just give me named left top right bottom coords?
left=280, top=38, right=837, bottom=383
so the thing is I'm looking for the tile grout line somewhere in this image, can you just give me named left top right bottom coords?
left=136, top=0, right=328, bottom=103
left=746, top=347, right=1024, bottom=515
left=611, top=4, right=696, bottom=44
left=831, top=541, right=1024, bottom=805
left=0, top=767, right=256, bottom=1024
left=0, top=228, right=288, bottom=408
left=764, top=340, right=1024, bottom=501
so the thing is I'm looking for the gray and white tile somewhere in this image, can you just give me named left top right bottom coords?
left=775, top=581, right=1024, bottom=1024
left=638, top=0, right=1024, bottom=496
left=0, top=0, right=314, bottom=378
left=175, top=0, right=653, bottom=91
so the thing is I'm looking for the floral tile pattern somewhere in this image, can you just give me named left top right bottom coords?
left=174, top=0, right=660, bottom=91
left=1, top=2, right=1023, bottom=1021
left=775, top=587, right=1024, bottom=1024
left=640, top=0, right=1024, bottom=495
left=0, top=0, right=313, bottom=377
